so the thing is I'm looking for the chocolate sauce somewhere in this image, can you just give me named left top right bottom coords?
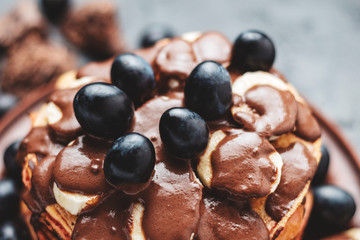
left=74, top=94, right=203, bottom=239
left=72, top=191, right=132, bottom=240
left=155, top=38, right=197, bottom=80
left=211, top=131, right=277, bottom=197
left=13, top=32, right=325, bottom=239
left=133, top=92, right=183, bottom=142
left=53, top=135, right=113, bottom=194
left=266, top=142, right=317, bottom=221
left=140, top=154, right=203, bottom=239
left=48, top=89, right=82, bottom=144
left=196, top=196, right=270, bottom=240
left=17, top=126, right=64, bottom=164
left=23, top=155, right=56, bottom=213
left=133, top=93, right=203, bottom=239
left=294, top=102, right=321, bottom=141
left=192, top=32, right=231, bottom=64
left=242, top=85, right=298, bottom=137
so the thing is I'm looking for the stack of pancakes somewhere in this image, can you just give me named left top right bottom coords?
left=17, top=32, right=321, bottom=239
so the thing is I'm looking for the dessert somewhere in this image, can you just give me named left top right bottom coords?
left=11, top=30, right=328, bottom=240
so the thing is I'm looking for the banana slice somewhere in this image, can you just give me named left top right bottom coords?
left=53, top=183, right=98, bottom=216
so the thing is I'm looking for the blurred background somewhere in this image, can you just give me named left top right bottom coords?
left=0, top=0, right=360, bottom=151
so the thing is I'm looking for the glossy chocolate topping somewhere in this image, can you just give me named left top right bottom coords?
left=53, top=135, right=113, bottom=194
left=78, top=32, right=233, bottom=94
left=133, top=93, right=203, bottom=239
left=211, top=131, right=277, bottom=197
left=154, top=38, right=197, bottom=87
left=72, top=192, right=131, bottom=240
left=17, top=126, right=64, bottom=164
left=192, top=31, right=231, bottom=64
left=246, top=86, right=298, bottom=136
left=266, top=142, right=317, bottom=221
left=140, top=157, right=202, bottom=239
left=294, top=102, right=321, bottom=141
left=24, top=155, right=56, bottom=213
left=196, top=196, right=270, bottom=240
left=48, top=89, right=83, bottom=144
left=16, top=32, right=324, bottom=239
left=233, top=85, right=298, bottom=137
left=73, top=94, right=203, bottom=239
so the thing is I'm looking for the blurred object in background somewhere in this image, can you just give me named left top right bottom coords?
left=1, top=33, right=75, bottom=97
left=0, top=0, right=126, bottom=119
left=0, top=0, right=75, bottom=101
left=61, top=1, right=126, bottom=60
left=0, top=1, right=47, bottom=51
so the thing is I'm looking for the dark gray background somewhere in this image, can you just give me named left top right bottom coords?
left=1, top=0, right=360, bottom=152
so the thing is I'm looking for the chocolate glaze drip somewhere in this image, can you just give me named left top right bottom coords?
left=140, top=155, right=203, bottom=239
left=53, top=135, right=113, bottom=194
left=233, top=86, right=298, bottom=137
left=294, top=102, right=321, bottom=141
left=17, top=126, right=64, bottom=165
left=196, top=196, right=270, bottom=240
left=133, top=92, right=183, bottom=141
left=211, top=131, right=277, bottom=198
left=23, top=156, right=56, bottom=214
left=266, top=142, right=317, bottom=221
left=133, top=93, right=203, bottom=239
left=73, top=94, right=203, bottom=239
left=72, top=192, right=132, bottom=240
left=48, top=89, right=83, bottom=144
